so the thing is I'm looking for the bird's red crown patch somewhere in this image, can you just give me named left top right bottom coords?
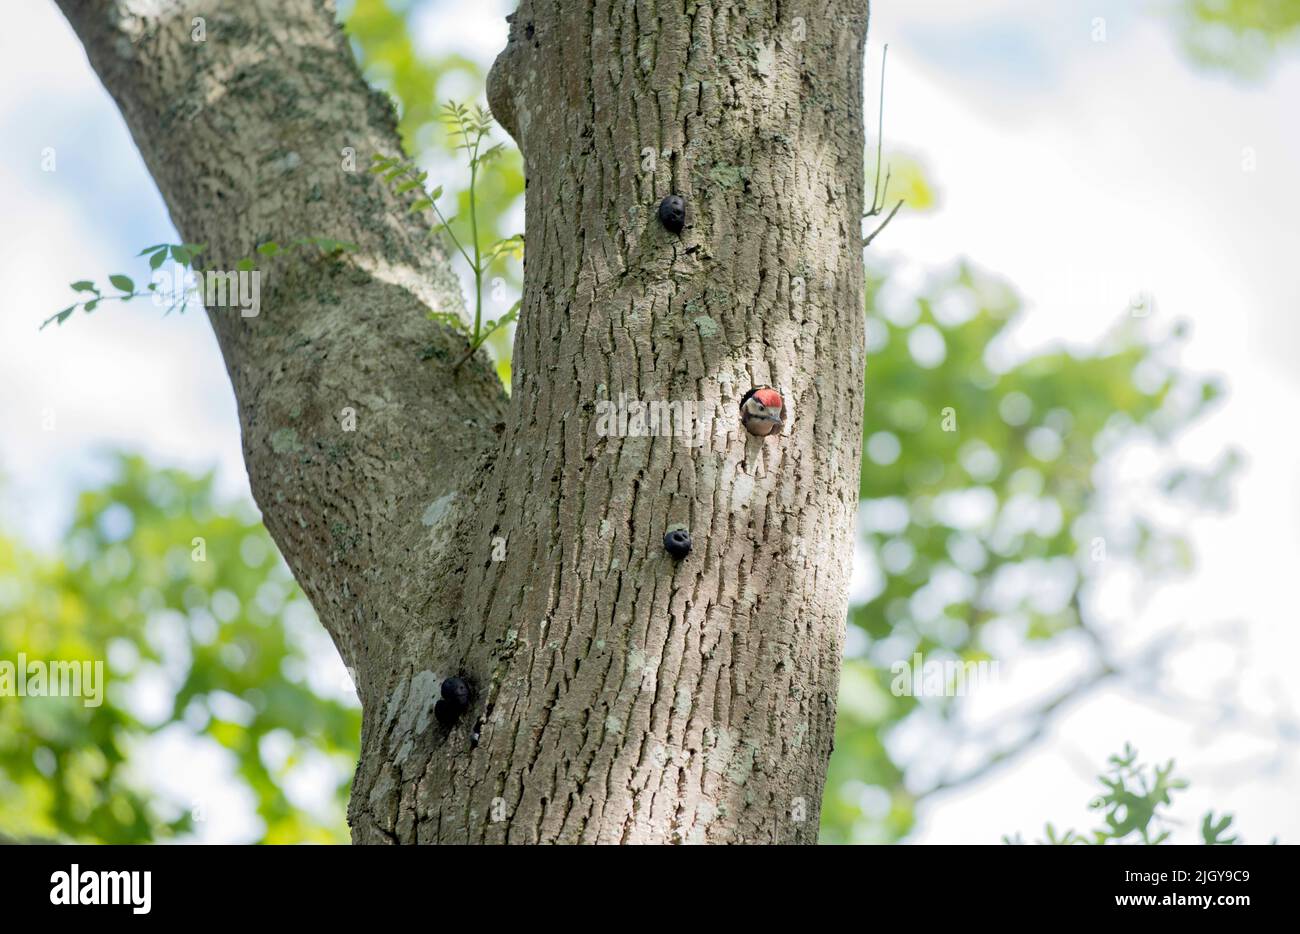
left=753, top=388, right=783, bottom=409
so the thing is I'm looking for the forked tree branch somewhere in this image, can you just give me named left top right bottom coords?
left=54, top=0, right=509, bottom=699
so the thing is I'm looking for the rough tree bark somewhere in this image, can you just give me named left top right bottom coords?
left=57, top=0, right=869, bottom=843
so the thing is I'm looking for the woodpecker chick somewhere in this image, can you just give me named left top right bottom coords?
left=739, top=387, right=786, bottom=437
left=658, top=195, right=686, bottom=234
left=663, top=527, right=692, bottom=560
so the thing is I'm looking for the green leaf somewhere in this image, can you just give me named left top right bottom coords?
left=84, top=299, right=99, bottom=312
left=477, top=301, right=521, bottom=344
left=1201, top=812, right=1238, bottom=845
left=304, top=238, right=357, bottom=254
left=409, top=198, right=433, bottom=214
left=149, top=249, right=168, bottom=270
left=257, top=242, right=281, bottom=257
left=485, top=233, right=525, bottom=263
left=236, top=258, right=257, bottom=272
left=427, top=310, right=468, bottom=334
left=170, top=245, right=192, bottom=266
left=136, top=244, right=169, bottom=256
left=109, top=274, right=134, bottom=293
left=71, top=280, right=97, bottom=292
left=41, top=305, right=77, bottom=330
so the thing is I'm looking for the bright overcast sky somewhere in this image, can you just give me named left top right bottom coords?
left=2, top=0, right=1297, bottom=843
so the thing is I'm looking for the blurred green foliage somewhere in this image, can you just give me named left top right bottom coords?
left=0, top=456, right=360, bottom=842
left=1174, top=0, right=1300, bottom=78
left=1005, top=744, right=1253, bottom=844
left=820, top=260, right=1232, bottom=843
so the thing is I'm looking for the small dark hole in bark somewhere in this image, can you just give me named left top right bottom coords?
left=658, top=195, right=686, bottom=234
left=434, top=699, right=459, bottom=728
left=441, top=676, right=472, bottom=707
left=663, top=528, right=692, bottom=560
left=435, top=676, right=473, bottom=728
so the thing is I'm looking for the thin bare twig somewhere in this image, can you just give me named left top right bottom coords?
left=864, top=43, right=904, bottom=248
left=864, top=200, right=903, bottom=248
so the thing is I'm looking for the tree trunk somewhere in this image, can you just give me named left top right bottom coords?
left=56, top=0, right=868, bottom=844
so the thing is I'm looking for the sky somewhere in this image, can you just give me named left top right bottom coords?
left=1, top=0, right=1298, bottom=843
left=865, top=0, right=1300, bottom=843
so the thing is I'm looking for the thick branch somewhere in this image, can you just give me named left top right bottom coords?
left=54, top=0, right=509, bottom=700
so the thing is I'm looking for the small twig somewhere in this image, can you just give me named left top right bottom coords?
left=863, top=43, right=904, bottom=247
left=919, top=662, right=1120, bottom=800
left=452, top=336, right=486, bottom=370
left=867, top=44, right=891, bottom=218
left=863, top=200, right=903, bottom=247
